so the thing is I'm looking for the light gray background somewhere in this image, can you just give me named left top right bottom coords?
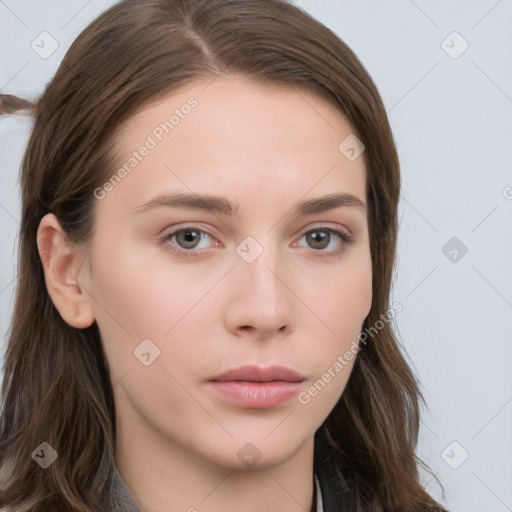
left=1, top=1, right=511, bottom=511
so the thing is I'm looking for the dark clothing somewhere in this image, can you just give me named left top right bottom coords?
left=313, top=428, right=357, bottom=512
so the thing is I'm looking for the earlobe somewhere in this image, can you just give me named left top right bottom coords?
left=37, top=213, right=95, bottom=329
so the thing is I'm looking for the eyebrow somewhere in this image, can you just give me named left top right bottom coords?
left=133, top=191, right=366, bottom=217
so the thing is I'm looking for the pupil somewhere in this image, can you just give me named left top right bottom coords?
left=309, top=231, right=329, bottom=249
left=180, top=230, right=199, bottom=247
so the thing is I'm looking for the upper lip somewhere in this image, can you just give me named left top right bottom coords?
left=209, top=365, right=305, bottom=383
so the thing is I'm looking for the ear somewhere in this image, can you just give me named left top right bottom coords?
left=37, top=213, right=95, bottom=329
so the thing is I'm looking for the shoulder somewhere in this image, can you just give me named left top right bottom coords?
left=104, top=466, right=142, bottom=512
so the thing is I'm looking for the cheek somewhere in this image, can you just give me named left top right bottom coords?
left=333, top=261, right=372, bottom=334
left=87, top=242, right=224, bottom=378
left=300, top=250, right=372, bottom=342
left=89, top=236, right=212, bottom=335
left=297, top=250, right=371, bottom=395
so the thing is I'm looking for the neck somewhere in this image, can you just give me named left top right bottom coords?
left=115, top=416, right=316, bottom=511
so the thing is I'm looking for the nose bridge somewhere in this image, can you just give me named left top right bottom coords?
left=244, top=244, right=282, bottom=303
left=225, top=235, right=296, bottom=336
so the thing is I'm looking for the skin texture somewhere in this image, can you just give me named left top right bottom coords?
left=37, top=76, right=372, bottom=512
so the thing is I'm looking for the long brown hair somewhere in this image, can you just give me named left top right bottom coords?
left=0, top=0, right=447, bottom=510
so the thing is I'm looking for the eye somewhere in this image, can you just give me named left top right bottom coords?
left=162, top=226, right=217, bottom=253
left=296, top=227, right=354, bottom=255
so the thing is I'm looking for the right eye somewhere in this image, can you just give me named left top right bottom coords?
left=161, top=225, right=218, bottom=254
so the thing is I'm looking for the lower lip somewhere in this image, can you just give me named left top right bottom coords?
left=207, top=380, right=303, bottom=408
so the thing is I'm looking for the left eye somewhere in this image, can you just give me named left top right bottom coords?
left=296, top=228, right=353, bottom=253
left=161, top=226, right=353, bottom=254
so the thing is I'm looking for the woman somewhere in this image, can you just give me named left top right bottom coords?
left=0, top=0, right=448, bottom=510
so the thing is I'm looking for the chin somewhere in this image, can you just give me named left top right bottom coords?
left=198, top=433, right=311, bottom=472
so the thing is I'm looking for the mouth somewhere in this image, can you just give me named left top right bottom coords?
left=209, top=365, right=305, bottom=383
left=207, top=365, right=305, bottom=408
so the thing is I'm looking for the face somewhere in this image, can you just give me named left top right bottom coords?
left=81, top=76, right=372, bottom=470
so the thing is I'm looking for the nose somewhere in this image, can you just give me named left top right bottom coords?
left=224, top=247, right=296, bottom=340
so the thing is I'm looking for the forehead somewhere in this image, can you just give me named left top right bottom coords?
left=105, top=77, right=367, bottom=213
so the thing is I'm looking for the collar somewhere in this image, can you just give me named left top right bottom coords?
left=314, top=472, right=325, bottom=512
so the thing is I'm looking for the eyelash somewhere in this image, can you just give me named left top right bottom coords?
left=160, top=224, right=354, bottom=258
